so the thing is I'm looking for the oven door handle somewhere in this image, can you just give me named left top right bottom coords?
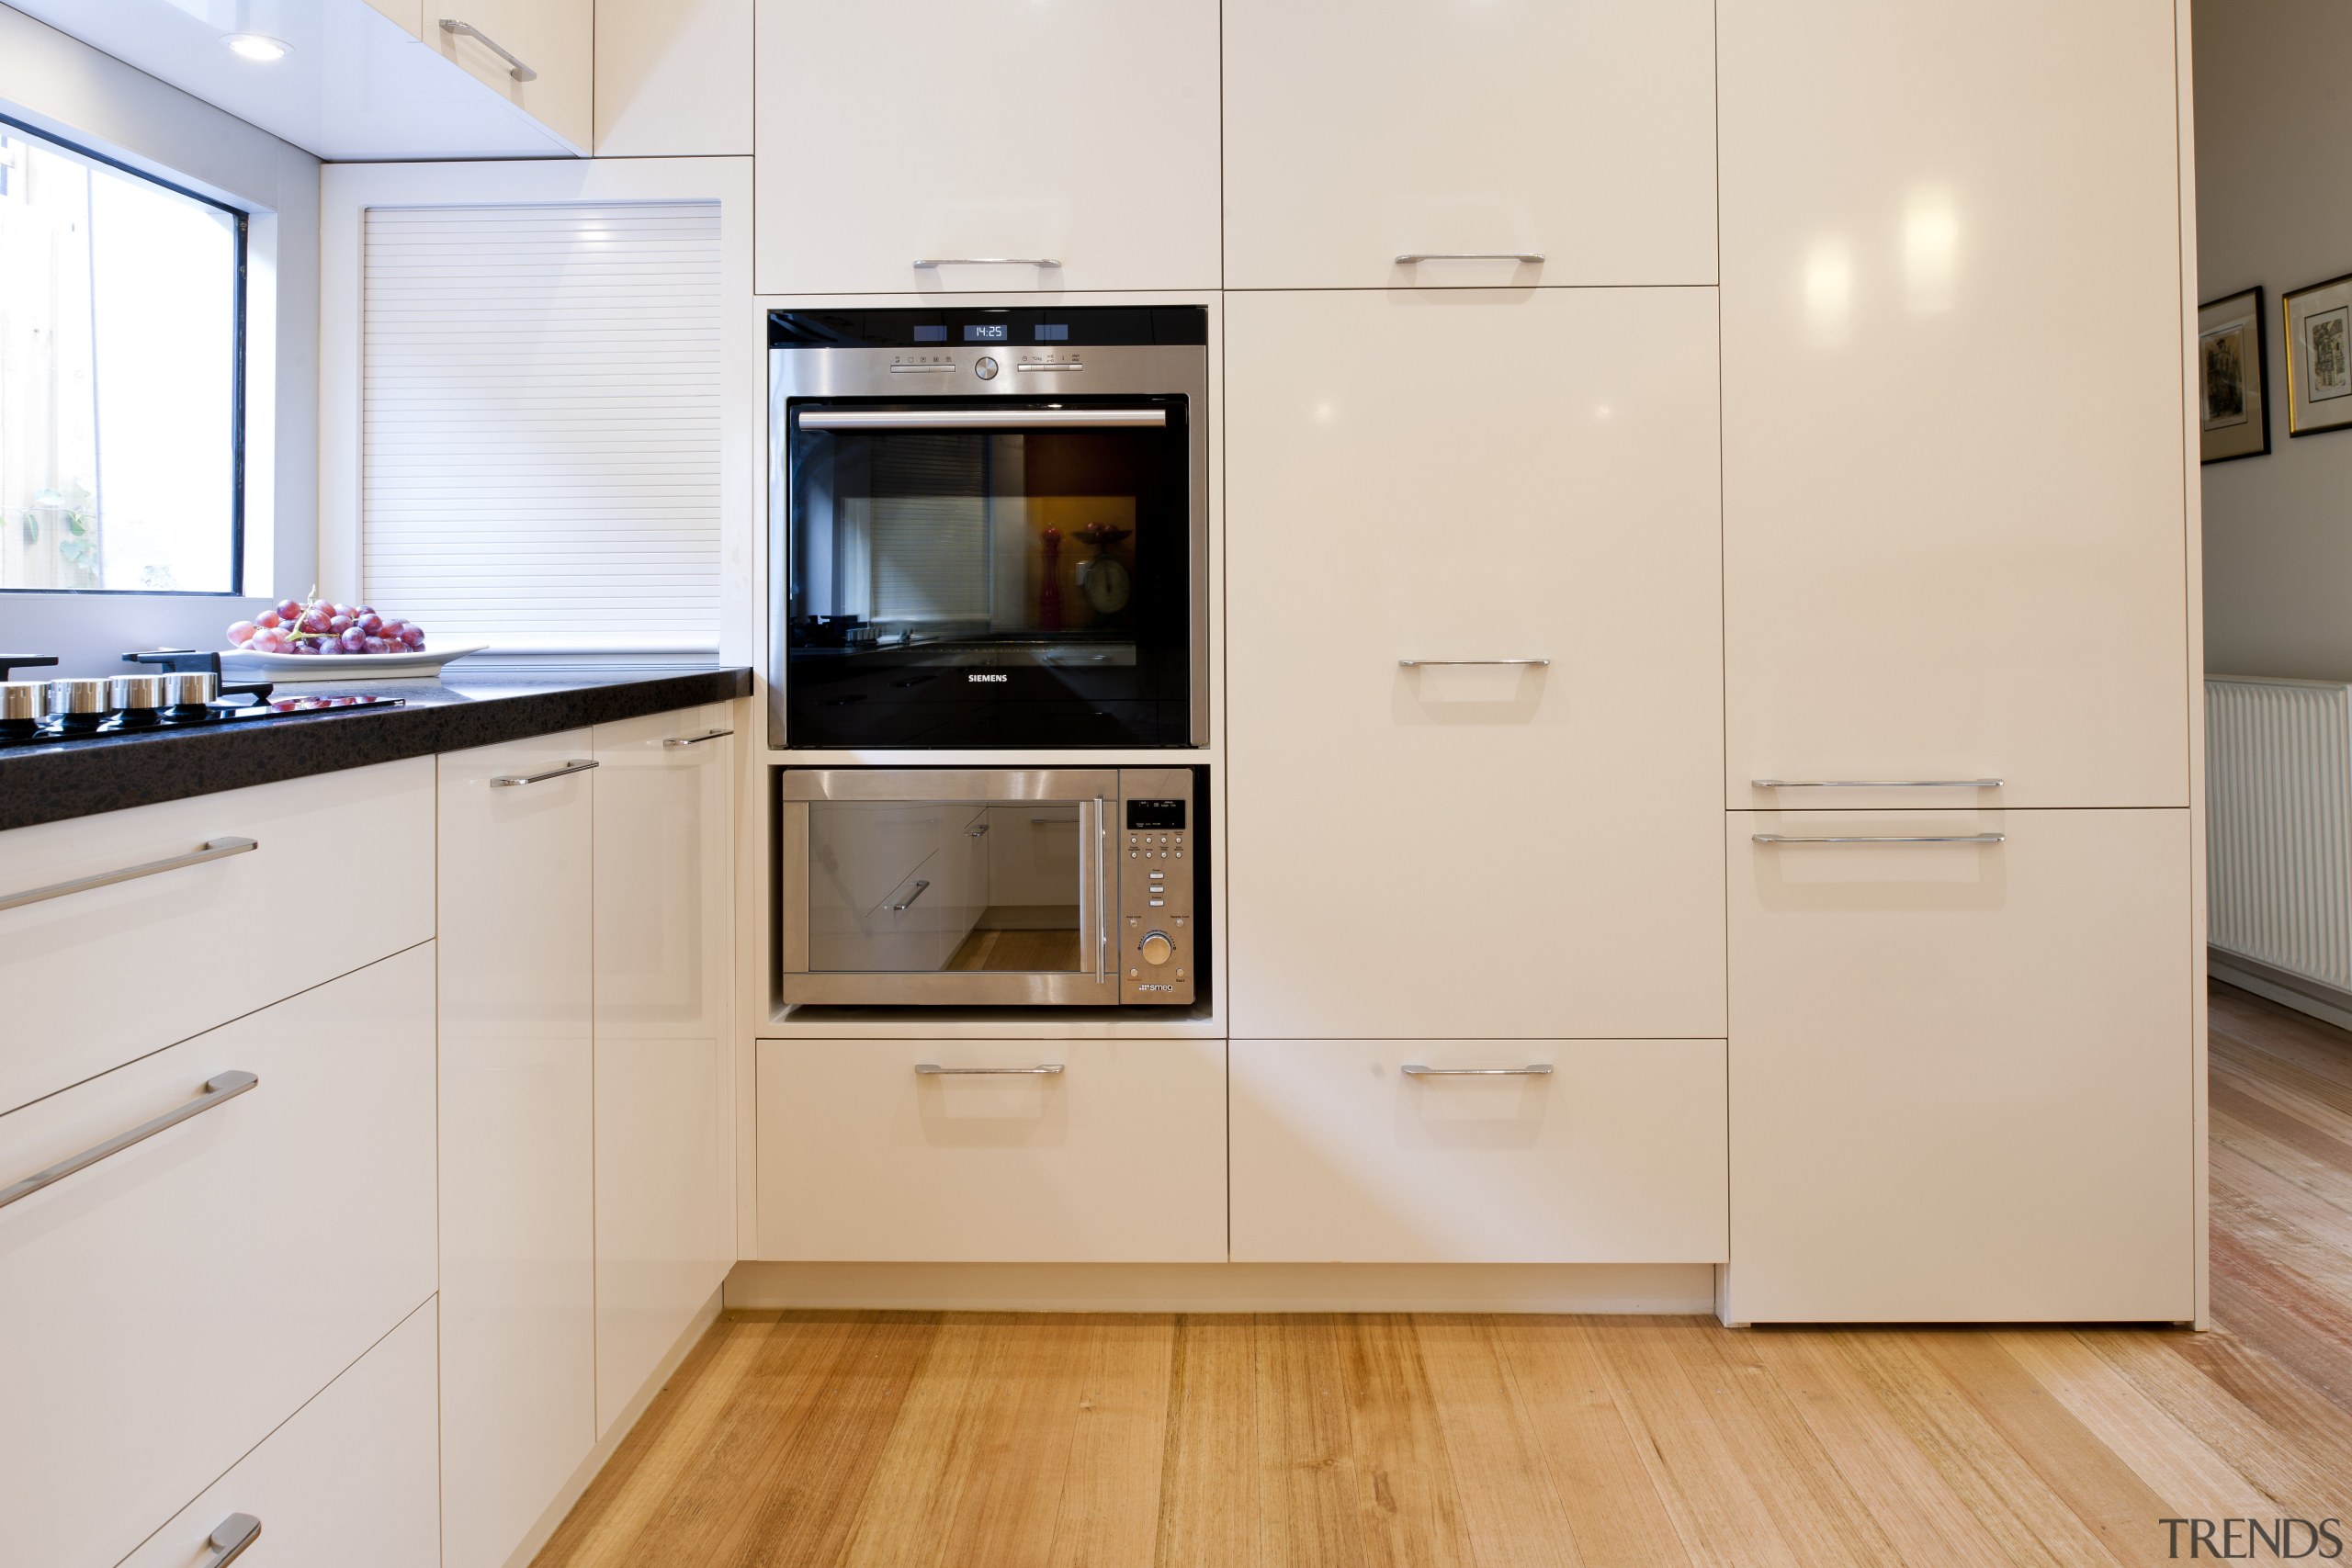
left=1095, top=795, right=1112, bottom=987
left=797, top=409, right=1167, bottom=432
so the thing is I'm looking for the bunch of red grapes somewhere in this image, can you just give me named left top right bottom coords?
left=230, top=593, right=427, bottom=657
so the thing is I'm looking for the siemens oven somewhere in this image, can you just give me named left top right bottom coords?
left=776, top=768, right=1198, bottom=1008
left=769, top=306, right=1209, bottom=750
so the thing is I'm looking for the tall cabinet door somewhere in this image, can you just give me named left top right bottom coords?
left=590, top=705, right=736, bottom=1438
left=753, top=0, right=1220, bottom=295
left=437, top=730, right=597, bottom=1568
left=1223, top=0, right=1716, bottom=289
left=1225, top=289, right=1724, bottom=1039
left=1719, top=0, right=2189, bottom=810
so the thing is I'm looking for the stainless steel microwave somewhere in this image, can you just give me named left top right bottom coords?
left=768, top=306, right=1210, bottom=750
left=777, top=768, right=1197, bottom=1007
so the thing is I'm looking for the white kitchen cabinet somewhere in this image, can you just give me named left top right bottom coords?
left=755, top=1039, right=1227, bottom=1262
left=753, top=0, right=1221, bottom=294
left=0, top=948, right=435, bottom=1568
left=596, top=0, right=752, bottom=154
left=1222, top=0, right=1715, bottom=289
left=437, top=730, right=597, bottom=1568
left=1719, top=0, right=2189, bottom=811
left=1224, top=288, right=1725, bottom=1040
left=1230, top=1040, right=1727, bottom=1264
left=0, top=758, right=434, bottom=1117
left=118, top=1301, right=441, bottom=1568
left=1726, top=808, right=2197, bottom=1323
left=434, top=0, right=594, bottom=150
left=591, top=705, right=736, bottom=1438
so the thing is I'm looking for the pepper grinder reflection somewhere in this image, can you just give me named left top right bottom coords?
left=1038, top=525, right=1064, bottom=631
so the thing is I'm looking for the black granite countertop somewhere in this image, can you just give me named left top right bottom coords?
left=0, top=665, right=753, bottom=833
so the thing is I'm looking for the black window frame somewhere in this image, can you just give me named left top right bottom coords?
left=0, top=111, right=248, bottom=598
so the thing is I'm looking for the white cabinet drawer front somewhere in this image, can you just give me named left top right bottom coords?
left=119, top=1301, right=440, bottom=1568
left=756, top=1039, right=1226, bottom=1262
left=0, top=946, right=436, bottom=1568
left=1727, top=809, right=2196, bottom=1322
left=1224, top=0, right=1715, bottom=288
left=0, top=758, right=435, bottom=1115
left=754, top=0, right=1221, bottom=294
left=1719, top=0, right=2187, bottom=809
left=1225, top=288, right=1725, bottom=1039
left=1231, top=1040, right=1726, bottom=1264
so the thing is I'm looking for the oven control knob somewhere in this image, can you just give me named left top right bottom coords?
left=1139, top=931, right=1175, bottom=966
left=974, top=356, right=1000, bottom=379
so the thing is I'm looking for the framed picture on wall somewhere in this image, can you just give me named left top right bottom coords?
left=2199, top=287, right=2269, bottom=462
left=2283, top=273, right=2352, bottom=435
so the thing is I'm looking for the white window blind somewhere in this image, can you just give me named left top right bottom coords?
left=361, top=203, right=721, bottom=651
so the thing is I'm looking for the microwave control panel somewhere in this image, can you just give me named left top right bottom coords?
left=1117, top=768, right=1195, bottom=1006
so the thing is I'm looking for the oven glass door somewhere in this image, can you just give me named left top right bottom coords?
left=780, top=771, right=1114, bottom=1006
left=783, top=398, right=1193, bottom=748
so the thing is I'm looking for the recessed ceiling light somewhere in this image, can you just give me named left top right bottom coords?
left=224, top=34, right=290, bottom=62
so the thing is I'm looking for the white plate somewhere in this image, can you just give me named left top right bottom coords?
left=219, top=643, right=489, bottom=682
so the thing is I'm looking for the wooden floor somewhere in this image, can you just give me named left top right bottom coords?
left=537, top=983, right=2352, bottom=1568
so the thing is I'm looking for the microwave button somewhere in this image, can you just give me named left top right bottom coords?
left=1016, top=359, right=1081, bottom=372
left=974, top=356, right=1000, bottom=379
left=888, top=362, right=956, bottom=373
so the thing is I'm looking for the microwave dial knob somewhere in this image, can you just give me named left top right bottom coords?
left=974, top=355, right=1000, bottom=379
left=1139, top=931, right=1175, bottom=966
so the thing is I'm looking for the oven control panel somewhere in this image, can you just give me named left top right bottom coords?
left=1117, top=768, right=1195, bottom=1006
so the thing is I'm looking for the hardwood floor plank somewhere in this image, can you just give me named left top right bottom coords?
left=1338, top=1314, right=1474, bottom=1568
left=1488, top=1318, right=1694, bottom=1568
left=1584, top=1318, right=1806, bottom=1568
left=2080, top=1327, right=2352, bottom=1518
left=1252, top=1314, right=1373, bottom=1568
left=836, top=1314, right=1092, bottom=1568
left=1989, top=1331, right=2275, bottom=1521
left=2213, top=1040, right=2352, bottom=1130
left=2211, top=1228, right=2352, bottom=1417
left=1737, top=1328, right=2011, bottom=1568
left=1046, top=1316, right=1179, bottom=1568
left=2211, top=1142, right=2352, bottom=1259
left=2211, top=985, right=2352, bottom=1095
left=1411, top=1316, right=1581, bottom=1568
left=1836, top=1330, right=2120, bottom=1568
left=1155, top=1316, right=1261, bottom=1568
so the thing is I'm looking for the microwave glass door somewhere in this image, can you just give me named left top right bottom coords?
left=780, top=770, right=1114, bottom=1006
left=784, top=399, right=1193, bottom=748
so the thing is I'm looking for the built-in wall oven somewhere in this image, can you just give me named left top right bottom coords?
left=769, top=307, right=1209, bottom=750
left=777, top=768, right=1197, bottom=1007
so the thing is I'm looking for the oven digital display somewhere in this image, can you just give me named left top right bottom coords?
left=911, top=324, right=946, bottom=343
left=963, top=323, right=1010, bottom=342
left=1035, top=323, right=1069, bottom=342
left=1126, top=798, right=1186, bottom=830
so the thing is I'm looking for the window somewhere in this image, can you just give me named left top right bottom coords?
left=0, top=117, right=244, bottom=594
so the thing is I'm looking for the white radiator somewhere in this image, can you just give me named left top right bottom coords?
left=2207, top=675, right=2352, bottom=991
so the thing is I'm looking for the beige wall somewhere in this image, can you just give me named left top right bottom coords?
left=2198, top=0, right=2352, bottom=677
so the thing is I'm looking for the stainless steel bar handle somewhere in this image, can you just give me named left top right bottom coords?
left=0, top=836, right=257, bottom=914
left=490, top=760, right=598, bottom=787
left=915, top=1063, right=1065, bottom=1076
left=887, top=879, right=932, bottom=912
left=800, top=409, right=1166, bottom=432
left=0, top=1071, right=259, bottom=1213
left=662, top=728, right=734, bottom=749
left=1397, top=658, right=1552, bottom=668
left=438, top=18, right=537, bottom=80
left=911, top=257, right=1063, bottom=269
left=1752, top=833, right=2006, bottom=845
left=1402, top=1064, right=1555, bottom=1077
left=1395, top=252, right=1545, bottom=264
left=966, top=823, right=990, bottom=838
left=1095, top=795, right=1111, bottom=986
left=204, top=1514, right=262, bottom=1567
left=1751, top=778, right=2003, bottom=790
